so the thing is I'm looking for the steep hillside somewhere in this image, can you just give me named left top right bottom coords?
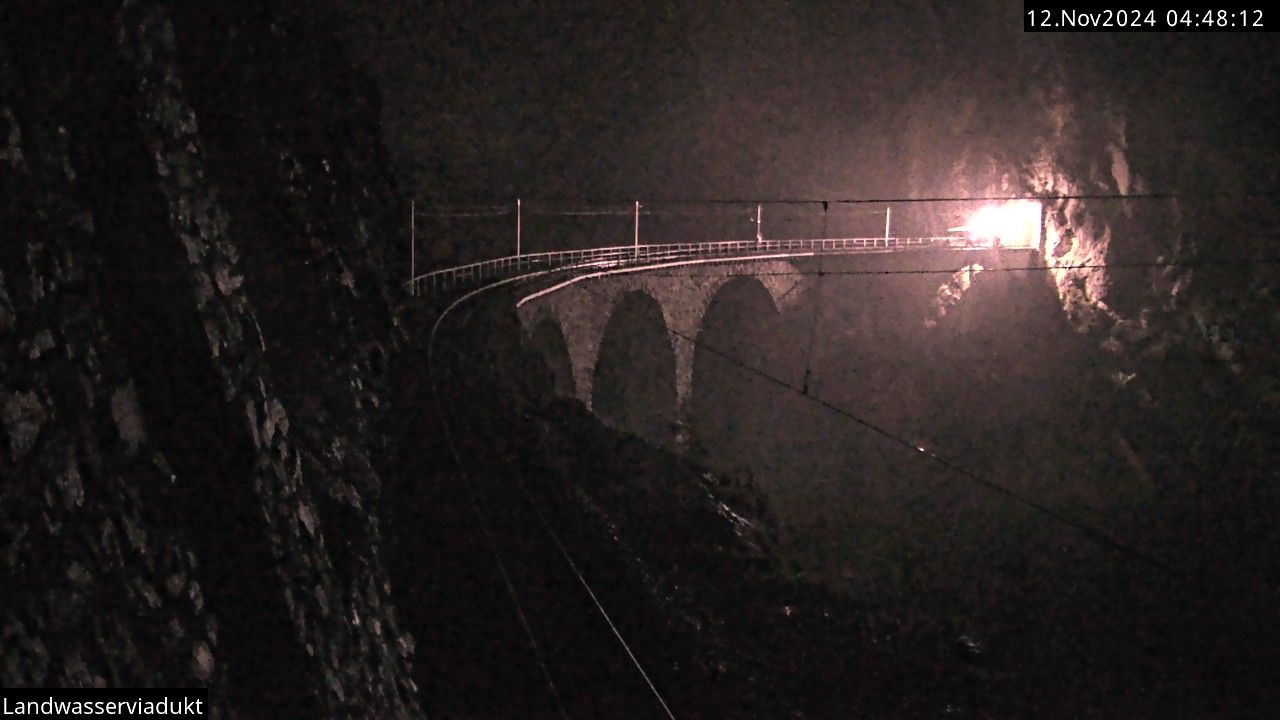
left=2, top=3, right=420, bottom=716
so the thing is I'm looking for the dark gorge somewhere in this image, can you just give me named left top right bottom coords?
left=3, top=2, right=1279, bottom=718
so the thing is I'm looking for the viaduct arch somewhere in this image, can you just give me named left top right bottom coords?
left=516, top=260, right=802, bottom=416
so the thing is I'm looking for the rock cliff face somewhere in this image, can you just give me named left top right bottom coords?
left=2, top=3, right=422, bottom=717
left=1017, top=65, right=1280, bottom=582
left=889, top=40, right=1280, bottom=562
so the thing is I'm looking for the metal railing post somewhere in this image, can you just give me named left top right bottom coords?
left=410, top=223, right=987, bottom=297
left=409, top=199, right=416, bottom=296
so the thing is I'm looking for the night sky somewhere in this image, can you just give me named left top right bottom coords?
left=340, top=0, right=1280, bottom=208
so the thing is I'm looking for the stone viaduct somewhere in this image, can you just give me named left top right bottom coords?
left=517, top=259, right=804, bottom=414
left=514, top=247, right=1033, bottom=430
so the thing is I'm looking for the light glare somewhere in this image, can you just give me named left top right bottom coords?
left=950, top=200, right=1042, bottom=248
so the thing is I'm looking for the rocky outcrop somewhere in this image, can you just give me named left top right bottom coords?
left=2, top=2, right=422, bottom=717
left=1017, top=68, right=1280, bottom=543
left=1, top=57, right=230, bottom=710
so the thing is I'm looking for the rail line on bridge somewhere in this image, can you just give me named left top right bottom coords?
left=408, top=235, right=994, bottom=297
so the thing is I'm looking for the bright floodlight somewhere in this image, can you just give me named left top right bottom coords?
left=950, top=200, right=1042, bottom=248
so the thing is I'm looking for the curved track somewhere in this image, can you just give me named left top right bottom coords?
left=425, top=264, right=689, bottom=718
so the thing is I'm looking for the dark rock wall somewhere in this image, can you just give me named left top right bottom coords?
left=1, top=48, right=229, bottom=705
left=883, top=38, right=1280, bottom=593
left=1011, top=61, right=1280, bottom=588
left=2, top=2, right=423, bottom=717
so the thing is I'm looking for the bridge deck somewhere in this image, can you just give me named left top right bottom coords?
left=409, top=235, right=1030, bottom=297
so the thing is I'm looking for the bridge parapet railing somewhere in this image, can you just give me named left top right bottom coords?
left=408, top=235, right=971, bottom=297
